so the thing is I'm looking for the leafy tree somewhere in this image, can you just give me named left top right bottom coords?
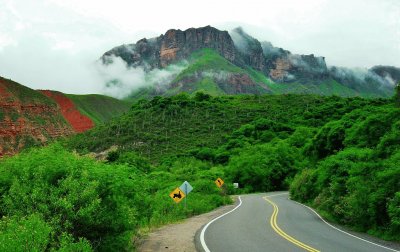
left=10, top=92, right=399, bottom=246
left=290, top=169, right=318, bottom=202
left=194, top=91, right=211, bottom=101
left=226, top=142, right=300, bottom=192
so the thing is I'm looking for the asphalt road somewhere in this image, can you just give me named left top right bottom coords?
left=197, top=192, right=400, bottom=252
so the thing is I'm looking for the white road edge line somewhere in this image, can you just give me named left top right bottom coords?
left=293, top=199, right=400, bottom=252
left=200, top=196, right=243, bottom=252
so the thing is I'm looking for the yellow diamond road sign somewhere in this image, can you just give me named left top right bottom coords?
left=215, top=178, right=224, bottom=188
left=169, top=187, right=186, bottom=203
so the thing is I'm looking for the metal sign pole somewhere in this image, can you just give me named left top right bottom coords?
left=184, top=183, right=187, bottom=209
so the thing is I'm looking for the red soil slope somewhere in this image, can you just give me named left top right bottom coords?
left=40, top=90, right=94, bottom=133
left=0, top=79, right=73, bottom=157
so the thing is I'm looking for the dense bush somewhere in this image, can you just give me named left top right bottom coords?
left=0, top=144, right=231, bottom=251
left=0, top=144, right=142, bottom=251
left=66, top=94, right=376, bottom=163
left=291, top=104, right=400, bottom=240
left=225, top=141, right=301, bottom=192
left=5, top=93, right=399, bottom=250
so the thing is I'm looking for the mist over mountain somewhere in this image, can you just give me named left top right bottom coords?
left=100, top=26, right=399, bottom=99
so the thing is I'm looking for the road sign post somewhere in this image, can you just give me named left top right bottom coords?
left=169, top=181, right=192, bottom=208
left=215, top=177, right=227, bottom=204
left=215, top=178, right=224, bottom=188
left=169, top=187, right=185, bottom=203
left=185, top=183, right=187, bottom=208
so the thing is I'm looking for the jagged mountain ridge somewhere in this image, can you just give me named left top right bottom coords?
left=0, top=77, right=130, bottom=157
left=102, top=25, right=400, bottom=99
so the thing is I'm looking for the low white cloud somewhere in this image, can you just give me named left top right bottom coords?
left=96, top=55, right=187, bottom=99
left=96, top=56, right=146, bottom=99
left=330, top=66, right=396, bottom=89
left=0, top=0, right=399, bottom=97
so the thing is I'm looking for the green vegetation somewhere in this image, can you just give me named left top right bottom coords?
left=0, top=144, right=230, bottom=251
left=129, top=47, right=397, bottom=102
left=65, top=92, right=399, bottom=243
left=0, top=78, right=72, bottom=155
left=0, top=77, right=56, bottom=105
left=187, top=77, right=225, bottom=96
left=260, top=79, right=360, bottom=97
left=290, top=104, right=400, bottom=240
left=317, top=79, right=358, bottom=97
left=2, top=91, right=399, bottom=251
left=129, top=49, right=276, bottom=100
left=174, top=48, right=245, bottom=83
left=128, top=48, right=393, bottom=101
left=67, top=94, right=130, bottom=125
left=67, top=94, right=375, bottom=162
left=243, top=67, right=282, bottom=93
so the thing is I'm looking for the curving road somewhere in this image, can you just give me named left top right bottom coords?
left=196, top=192, right=400, bottom=252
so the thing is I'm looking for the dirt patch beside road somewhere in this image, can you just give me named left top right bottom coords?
left=137, top=197, right=238, bottom=252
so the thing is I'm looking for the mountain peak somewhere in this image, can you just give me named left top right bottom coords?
left=101, top=26, right=399, bottom=99
left=103, top=25, right=236, bottom=69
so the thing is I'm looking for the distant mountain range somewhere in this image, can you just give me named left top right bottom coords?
left=0, top=76, right=130, bottom=157
left=102, top=25, right=400, bottom=99
left=1, top=26, right=399, bottom=157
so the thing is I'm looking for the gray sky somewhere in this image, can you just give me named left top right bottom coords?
left=0, top=0, right=399, bottom=94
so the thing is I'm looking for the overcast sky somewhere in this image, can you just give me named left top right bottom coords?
left=0, top=0, right=399, bottom=94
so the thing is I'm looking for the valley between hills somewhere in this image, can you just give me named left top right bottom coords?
left=0, top=25, right=399, bottom=251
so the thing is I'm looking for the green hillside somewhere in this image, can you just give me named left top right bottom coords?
left=1, top=92, right=398, bottom=251
left=64, top=93, right=400, bottom=243
left=127, top=48, right=394, bottom=101
left=0, top=77, right=72, bottom=156
left=67, top=93, right=380, bottom=162
left=0, top=76, right=56, bottom=105
left=127, top=49, right=273, bottom=100
left=266, top=79, right=359, bottom=96
left=67, top=94, right=130, bottom=125
left=173, top=48, right=246, bottom=82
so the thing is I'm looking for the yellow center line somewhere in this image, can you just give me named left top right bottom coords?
left=264, top=196, right=320, bottom=252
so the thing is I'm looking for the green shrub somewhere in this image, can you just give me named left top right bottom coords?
left=226, top=142, right=300, bottom=192
left=0, top=144, right=140, bottom=251
left=388, top=192, right=400, bottom=237
left=0, top=214, right=53, bottom=252
left=290, top=169, right=318, bottom=202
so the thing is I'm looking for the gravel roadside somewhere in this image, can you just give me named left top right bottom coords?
left=137, top=196, right=238, bottom=252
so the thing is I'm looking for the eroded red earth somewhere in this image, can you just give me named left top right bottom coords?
left=0, top=81, right=74, bottom=157
left=40, top=90, right=94, bottom=133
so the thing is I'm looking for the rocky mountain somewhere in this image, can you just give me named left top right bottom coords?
left=101, top=26, right=400, bottom=99
left=0, top=77, right=130, bottom=157
left=103, top=26, right=236, bottom=68
left=370, top=65, right=400, bottom=84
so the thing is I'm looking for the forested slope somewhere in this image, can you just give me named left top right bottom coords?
left=1, top=93, right=398, bottom=252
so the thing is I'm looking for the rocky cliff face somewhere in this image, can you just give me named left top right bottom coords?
left=102, top=25, right=397, bottom=98
left=104, top=26, right=330, bottom=84
left=0, top=77, right=73, bottom=157
left=370, top=66, right=400, bottom=85
left=103, top=26, right=237, bottom=69
left=230, top=27, right=266, bottom=72
left=259, top=39, right=329, bottom=83
left=160, top=26, right=236, bottom=67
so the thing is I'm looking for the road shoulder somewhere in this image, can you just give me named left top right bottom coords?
left=137, top=196, right=239, bottom=252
